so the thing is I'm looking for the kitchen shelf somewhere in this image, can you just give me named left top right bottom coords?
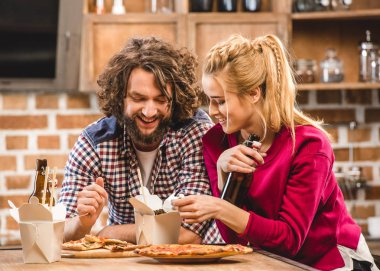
left=291, top=6, right=380, bottom=91
left=297, top=82, right=380, bottom=91
left=292, top=9, right=380, bottom=20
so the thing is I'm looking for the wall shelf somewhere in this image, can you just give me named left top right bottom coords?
left=298, top=82, right=380, bottom=91
left=292, top=9, right=380, bottom=21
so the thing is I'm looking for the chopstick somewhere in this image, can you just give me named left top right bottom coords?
left=41, top=166, right=50, bottom=205
left=136, top=167, right=147, bottom=204
left=49, top=167, right=57, bottom=208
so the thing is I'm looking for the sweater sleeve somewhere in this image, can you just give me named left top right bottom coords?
left=203, top=129, right=248, bottom=245
left=240, top=151, right=333, bottom=257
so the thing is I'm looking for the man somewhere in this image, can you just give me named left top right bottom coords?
left=59, top=36, right=221, bottom=244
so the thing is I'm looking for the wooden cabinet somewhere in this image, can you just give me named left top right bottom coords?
left=80, top=14, right=186, bottom=91
left=79, top=12, right=288, bottom=91
left=79, top=0, right=380, bottom=92
left=188, top=13, right=288, bottom=78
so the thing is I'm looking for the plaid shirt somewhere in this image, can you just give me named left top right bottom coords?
left=59, top=109, right=222, bottom=243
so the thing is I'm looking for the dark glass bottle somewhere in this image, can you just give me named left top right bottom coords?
left=220, top=134, right=260, bottom=206
left=217, top=0, right=237, bottom=12
left=189, top=0, right=213, bottom=12
left=29, top=159, right=54, bottom=205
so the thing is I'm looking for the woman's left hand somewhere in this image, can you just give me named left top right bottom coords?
left=172, top=195, right=221, bottom=224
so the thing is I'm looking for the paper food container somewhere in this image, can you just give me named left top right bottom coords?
left=129, top=188, right=181, bottom=245
left=8, top=197, right=66, bottom=263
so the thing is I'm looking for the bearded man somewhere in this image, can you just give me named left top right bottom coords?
left=58, top=36, right=222, bottom=244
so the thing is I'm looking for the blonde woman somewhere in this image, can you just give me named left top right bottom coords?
left=172, top=34, right=378, bottom=271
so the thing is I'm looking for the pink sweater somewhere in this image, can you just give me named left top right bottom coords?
left=202, top=124, right=361, bottom=270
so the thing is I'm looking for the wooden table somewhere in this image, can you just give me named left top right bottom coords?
left=0, top=249, right=317, bottom=271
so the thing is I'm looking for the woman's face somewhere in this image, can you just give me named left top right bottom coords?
left=202, top=74, right=257, bottom=134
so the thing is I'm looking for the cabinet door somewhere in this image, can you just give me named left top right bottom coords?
left=80, top=14, right=186, bottom=91
left=187, top=13, right=289, bottom=79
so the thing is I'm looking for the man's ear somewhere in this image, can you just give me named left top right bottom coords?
left=249, top=87, right=261, bottom=104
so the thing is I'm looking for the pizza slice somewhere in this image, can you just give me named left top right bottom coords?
left=62, top=236, right=104, bottom=251
left=62, top=234, right=149, bottom=252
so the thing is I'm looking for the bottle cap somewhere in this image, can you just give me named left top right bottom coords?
left=359, top=30, right=378, bottom=50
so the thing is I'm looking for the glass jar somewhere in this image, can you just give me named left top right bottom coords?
left=294, top=0, right=316, bottom=12
left=331, top=0, right=352, bottom=11
left=111, top=0, right=126, bottom=14
left=377, top=54, right=380, bottom=82
left=95, top=0, right=105, bottom=14
left=294, top=59, right=317, bottom=83
left=320, top=48, right=344, bottom=83
left=314, top=0, right=330, bottom=11
left=242, top=0, right=261, bottom=12
left=358, top=30, right=379, bottom=82
left=147, top=0, right=174, bottom=13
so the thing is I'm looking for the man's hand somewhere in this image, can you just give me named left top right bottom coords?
left=76, top=177, right=108, bottom=228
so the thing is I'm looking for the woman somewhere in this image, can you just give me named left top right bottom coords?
left=172, top=34, right=378, bottom=271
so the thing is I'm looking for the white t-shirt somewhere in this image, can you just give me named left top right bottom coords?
left=134, top=146, right=159, bottom=189
left=333, top=234, right=379, bottom=271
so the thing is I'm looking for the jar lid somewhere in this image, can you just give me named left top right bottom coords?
left=294, top=59, right=316, bottom=67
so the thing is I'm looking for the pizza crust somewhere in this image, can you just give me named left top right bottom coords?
left=135, top=244, right=253, bottom=257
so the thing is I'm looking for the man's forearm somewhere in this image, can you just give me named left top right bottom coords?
left=178, top=227, right=201, bottom=244
left=97, top=224, right=200, bottom=244
left=63, top=216, right=93, bottom=242
left=97, top=224, right=137, bottom=243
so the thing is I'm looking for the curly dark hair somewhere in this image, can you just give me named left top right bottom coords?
left=97, top=36, right=202, bottom=126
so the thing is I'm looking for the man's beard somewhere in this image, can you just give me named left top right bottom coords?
left=124, top=114, right=171, bottom=147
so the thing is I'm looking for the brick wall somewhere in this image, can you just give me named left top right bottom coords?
left=0, top=90, right=379, bottom=244
left=298, top=89, right=380, bottom=234
left=0, top=91, right=103, bottom=245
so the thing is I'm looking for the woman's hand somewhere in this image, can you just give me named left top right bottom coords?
left=217, top=145, right=266, bottom=191
left=172, top=194, right=250, bottom=234
left=172, top=195, right=222, bottom=224
left=218, top=144, right=265, bottom=174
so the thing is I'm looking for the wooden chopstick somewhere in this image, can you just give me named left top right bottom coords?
left=41, top=166, right=50, bottom=205
left=136, top=167, right=147, bottom=204
left=49, top=167, right=57, bottom=207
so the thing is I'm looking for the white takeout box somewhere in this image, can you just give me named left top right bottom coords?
left=8, top=197, right=66, bottom=263
left=129, top=188, right=181, bottom=245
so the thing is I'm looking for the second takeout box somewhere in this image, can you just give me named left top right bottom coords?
left=9, top=197, right=66, bottom=263
left=129, top=189, right=181, bottom=245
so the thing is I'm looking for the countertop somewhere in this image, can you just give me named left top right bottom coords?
left=0, top=249, right=317, bottom=271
